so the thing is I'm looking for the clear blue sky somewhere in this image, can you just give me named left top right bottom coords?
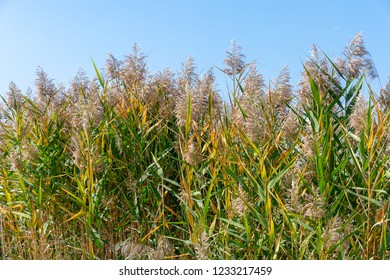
left=1, top=0, right=389, bottom=98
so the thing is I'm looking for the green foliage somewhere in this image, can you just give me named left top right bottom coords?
left=0, top=35, right=389, bottom=259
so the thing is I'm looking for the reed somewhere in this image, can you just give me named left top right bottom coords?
left=0, top=33, right=388, bottom=259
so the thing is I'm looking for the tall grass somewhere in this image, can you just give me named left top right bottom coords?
left=0, top=35, right=389, bottom=259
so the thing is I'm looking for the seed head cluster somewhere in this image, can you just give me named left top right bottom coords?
left=0, top=33, right=388, bottom=260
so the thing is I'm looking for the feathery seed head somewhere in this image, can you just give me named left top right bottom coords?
left=192, top=69, right=222, bottom=124
left=9, top=147, right=23, bottom=172
left=35, top=67, right=57, bottom=106
left=322, top=215, right=351, bottom=256
left=106, top=52, right=123, bottom=82
left=301, top=125, right=315, bottom=159
left=21, top=139, right=38, bottom=165
left=148, top=236, right=174, bottom=260
left=322, top=215, right=342, bottom=246
left=68, top=69, right=89, bottom=101
left=270, top=65, right=292, bottom=115
left=174, top=89, right=191, bottom=128
left=380, top=77, right=390, bottom=110
left=231, top=185, right=249, bottom=219
left=350, top=95, right=369, bottom=135
left=183, top=139, right=202, bottom=166
left=299, top=46, right=341, bottom=106
left=243, top=64, right=265, bottom=98
left=282, top=111, right=300, bottom=143
left=193, top=230, right=210, bottom=260
left=285, top=175, right=303, bottom=213
left=6, top=82, right=23, bottom=110
left=178, top=187, right=190, bottom=206
left=120, top=241, right=148, bottom=260
left=123, top=43, right=148, bottom=86
left=303, top=187, right=325, bottom=219
left=236, top=65, right=267, bottom=142
left=179, top=56, right=197, bottom=88
left=342, top=32, right=377, bottom=80
left=224, top=40, right=246, bottom=76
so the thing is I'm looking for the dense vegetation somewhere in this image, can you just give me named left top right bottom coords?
left=0, top=33, right=389, bottom=259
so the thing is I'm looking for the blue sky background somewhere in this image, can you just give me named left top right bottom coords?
left=0, top=0, right=389, bottom=98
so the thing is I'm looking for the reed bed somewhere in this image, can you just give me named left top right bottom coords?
left=0, top=34, right=389, bottom=259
